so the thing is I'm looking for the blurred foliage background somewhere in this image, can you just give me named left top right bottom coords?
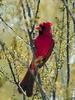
left=0, top=0, right=75, bottom=100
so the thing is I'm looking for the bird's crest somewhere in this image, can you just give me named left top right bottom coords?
left=35, top=21, right=53, bottom=30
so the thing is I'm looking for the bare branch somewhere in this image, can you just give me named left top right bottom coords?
left=0, top=16, right=15, bottom=32
left=0, top=41, right=18, bottom=84
left=30, top=0, right=40, bottom=34
left=61, top=0, right=75, bottom=21
left=25, top=0, right=32, bottom=18
left=0, top=41, right=26, bottom=96
left=20, top=0, right=30, bottom=33
left=65, top=0, right=70, bottom=87
left=0, top=16, right=29, bottom=46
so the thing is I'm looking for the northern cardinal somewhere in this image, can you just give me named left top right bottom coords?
left=19, top=22, right=55, bottom=97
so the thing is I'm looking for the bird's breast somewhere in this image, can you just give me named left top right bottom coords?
left=35, top=36, right=54, bottom=58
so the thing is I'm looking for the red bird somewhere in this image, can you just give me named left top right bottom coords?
left=19, top=22, right=55, bottom=97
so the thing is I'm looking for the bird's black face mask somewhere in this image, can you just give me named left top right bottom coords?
left=39, top=26, right=45, bottom=35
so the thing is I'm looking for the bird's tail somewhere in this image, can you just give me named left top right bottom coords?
left=19, top=62, right=37, bottom=97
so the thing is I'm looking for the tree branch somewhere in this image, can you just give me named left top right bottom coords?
left=65, top=0, right=70, bottom=87
left=0, top=16, right=29, bottom=46
left=61, top=0, right=75, bottom=21
left=30, top=0, right=40, bottom=34
left=0, top=41, right=26, bottom=96
left=20, top=0, right=30, bottom=33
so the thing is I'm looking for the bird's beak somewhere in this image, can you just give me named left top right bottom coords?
left=35, top=26, right=41, bottom=31
left=49, top=22, right=53, bottom=26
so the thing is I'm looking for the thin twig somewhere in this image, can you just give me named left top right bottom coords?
left=0, top=16, right=15, bottom=33
left=20, top=0, right=30, bottom=33
left=65, top=0, right=70, bottom=87
left=61, top=0, right=75, bottom=21
left=30, top=0, right=40, bottom=34
left=0, top=16, right=29, bottom=46
left=0, top=41, right=26, bottom=96
left=25, top=0, right=32, bottom=18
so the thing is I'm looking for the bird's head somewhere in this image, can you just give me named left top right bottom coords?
left=35, top=22, right=53, bottom=35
